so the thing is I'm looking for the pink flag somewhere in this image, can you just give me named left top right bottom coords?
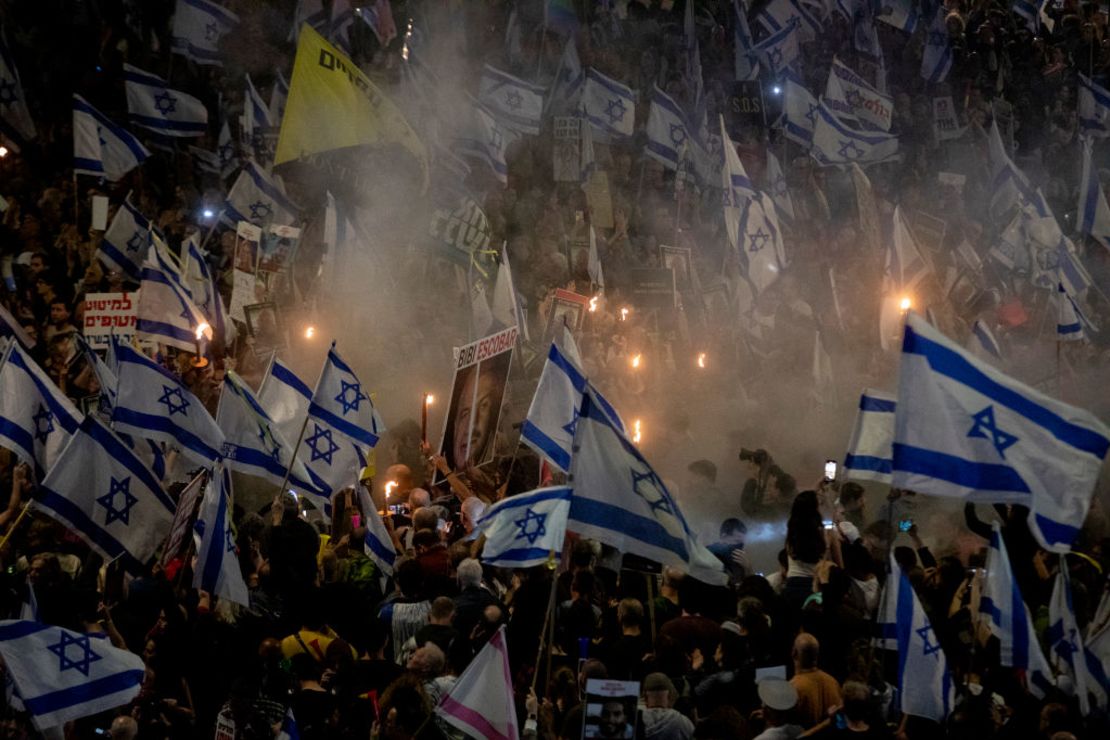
left=435, top=625, right=519, bottom=740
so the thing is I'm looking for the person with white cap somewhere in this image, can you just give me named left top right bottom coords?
left=752, top=678, right=803, bottom=740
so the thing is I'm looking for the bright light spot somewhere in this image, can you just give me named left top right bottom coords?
left=632, top=419, right=642, bottom=444
left=202, top=208, right=214, bottom=219
left=0, top=146, right=8, bottom=158
left=697, top=352, right=707, bottom=369
left=384, top=481, right=398, bottom=498
left=899, top=296, right=912, bottom=312
left=425, top=393, right=434, bottom=406
left=588, top=296, right=599, bottom=312
left=772, top=85, right=782, bottom=95
left=304, top=325, right=316, bottom=340
left=194, top=322, right=210, bottom=341
left=631, top=353, right=642, bottom=369
left=620, top=307, right=630, bottom=321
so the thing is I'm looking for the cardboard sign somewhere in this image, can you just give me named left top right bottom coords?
left=82, top=292, right=138, bottom=348
left=932, top=97, right=965, bottom=142
left=553, top=116, right=581, bottom=183
left=726, top=81, right=766, bottom=126
left=583, top=679, right=641, bottom=739
left=629, top=268, right=677, bottom=310
left=228, top=269, right=259, bottom=323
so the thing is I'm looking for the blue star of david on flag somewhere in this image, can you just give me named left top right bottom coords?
left=305, top=423, right=340, bottom=465
left=256, top=423, right=281, bottom=462
left=32, top=404, right=54, bottom=445
left=126, top=231, right=145, bottom=255
left=505, top=90, right=523, bottom=110
left=561, top=406, right=581, bottom=437
left=513, top=508, right=548, bottom=545
left=248, top=200, right=272, bottom=220
left=97, top=477, right=138, bottom=526
left=747, top=228, right=770, bottom=253
left=968, top=406, right=1018, bottom=458
left=631, top=466, right=673, bottom=517
left=153, top=91, right=177, bottom=115
left=606, top=98, right=627, bottom=125
left=0, top=79, right=17, bottom=106
left=225, top=526, right=237, bottom=554
left=335, top=380, right=367, bottom=415
left=838, top=140, right=864, bottom=160
left=917, top=622, right=943, bottom=659
left=205, top=22, right=220, bottom=41
left=47, top=631, right=102, bottom=676
left=805, top=103, right=819, bottom=124
left=158, top=386, right=190, bottom=416
left=669, top=123, right=687, bottom=147
left=845, top=90, right=864, bottom=108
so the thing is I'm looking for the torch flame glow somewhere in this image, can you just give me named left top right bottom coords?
left=899, top=296, right=912, bottom=312
left=697, top=352, right=707, bottom=369
left=631, top=353, right=642, bottom=369
left=304, top=325, right=316, bottom=339
left=425, top=393, right=434, bottom=406
left=632, top=419, right=642, bottom=443
left=194, top=322, right=210, bottom=341
left=620, top=307, right=630, bottom=321
left=384, top=481, right=398, bottom=498
left=588, top=296, right=599, bottom=312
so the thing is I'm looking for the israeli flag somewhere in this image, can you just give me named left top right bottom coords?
left=722, top=115, right=757, bottom=250
left=892, top=313, right=1110, bottom=552
left=0, top=303, right=36, bottom=350
left=782, top=72, right=818, bottom=146
left=588, top=226, right=604, bottom=290
left=766, top=150, right=795, bottom=221
left=37, top=416, right=175, bottom=573
left=0, top=32, right=36, bottom=144
left=217, top=371, right=321, bottom=494
left=172, top=0, right=239, bottom=66
left=478, top=65, right=544, bottom=136
left=751, top=20, right=800, bottom=77
left=137, top=245, right=212, bottom=353
left=76, top=334, right=118, bottom=416
left=967, top=319, right=1003, bottom=360
left=454, top=105, right=510, bottom=185
left=733, top=0, right=760, bottom=81
left=0, top=342, right=83, bottom=475
left=757, top=0, right=822, bottom=42
left=99, top=193, right=159, bottom=280
left=829, top=57, right=893, bottom=131
left=269, top=71, right=290, bottom=123
left=1048, top=558, right=1109, bottom=713
left=291, top=0, right=328, bottom=41
left=354, top=477, right=396, bottom=576
left=811, top=100, right=899, bottom=166
left=258, top=357, right=311, bottom=442
left=920, top=7, right=953, bottom=83
left=0, top=620, right=145, bottom=731
left=1078, top=74, right=1110, bottom=139
left=193, top=466, right=249, bottom=606
left=843, top=389, right=895, bottom=483
left=981, top=522, right=1055, bottom=697
left=547, top=37, right=583, bottom=117
left=569, top=387, right=726, bottom=585
left=1078, top=137, right=1110, bottom=250
left=277, top=708, right=300, bottom=740
left=737, top=193, right=784, bottom=294
left=181, top=236, right=232, bottom=344
left=582, top=68, right=635, bottom=138
left=876, top=0, right=918, bottom=33
left=123, top=64, right=208, bottom=137
left=1057, top=283, right=1094, bottom=343
left=73, top=95, right=150, bottom=181
left=645, top=86, right=691, bottom=171
left=876, top=557, right=955, bottom=722
left=988, top=120, right=1035, bottom=219
left=579, top=113, right=596, bottom=185
left=309, top=344, right=384, bottom=448
left=475, top=486, right=572, bottom=568
left=112, top=342, right=226, bottom=465
left=1057, top=241, right=1094, bottom=298
left=243, top=74, right=272, bottom=136
left=223, top=160, right=299, bottom=226
left=329, top=0, right=355, bottom=55
left=217, top=120, right=238, bottom=178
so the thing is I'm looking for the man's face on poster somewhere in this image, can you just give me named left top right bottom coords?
left=599, top=701, right=626, bottom=738
left=451, top=365, right=501, bottom=470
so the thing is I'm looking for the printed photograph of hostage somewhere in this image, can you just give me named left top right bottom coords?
left=437, top=349, right=512, bottom=478
left=583, top=679, right=639, bottom=739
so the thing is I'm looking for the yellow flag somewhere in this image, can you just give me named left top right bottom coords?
left=275, top=26, right=427, bottom=188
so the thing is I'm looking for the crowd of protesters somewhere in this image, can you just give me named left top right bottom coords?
left=1, top=0, right=1110, bottom=738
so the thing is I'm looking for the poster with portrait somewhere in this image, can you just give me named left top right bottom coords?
left=436, top=326, right=518, bottom=482
left=244, top=301, right=287, bottom=357
left=544, top=289, right=590, bottom=342
left=258, top=224, right=301, bottom=274
left=582, top=679, right=640, bottom=739
left=659, top=245, right=692, bottom=291
left=234, top=222, right=262, bottom=274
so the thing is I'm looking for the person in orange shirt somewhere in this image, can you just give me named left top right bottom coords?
left=789, top=633, right=842, bottom=728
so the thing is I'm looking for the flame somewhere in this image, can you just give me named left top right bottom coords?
left=588, top=296, right=599, bottom=312
left=620, top=307, right=630, bottom=321
left=304, top=325, right=317, bottom=339
left=425, top=393, right=435, bottom=406
left=384, top=481, right=398, bottom=498
left=632, top=419, right=642, bottom=443
left=899, top=296, right=912, bottom=312
left=631, top=353, right=642, bottom=369
left=0, top=146, right=8, bottom=158
left=696, top=352, right=707, bottom=369
left=194, top=322, right=210, bottom=341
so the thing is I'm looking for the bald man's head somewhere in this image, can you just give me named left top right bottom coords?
left=792, top=632, right=820, bottom=669
left=110, top=716, right=139, bottom=740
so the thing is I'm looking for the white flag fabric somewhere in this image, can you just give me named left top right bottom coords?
left=77, top=334, right=117, bottom=416
left=823, top=66, right=856, bottom=125
left=355, top=479, right=396, bottom=576
left=765, top=150, right=795, bottom=221
left=0, top=34, right=36, bottom=144
left=751, top=20, right=800, bottom=77
left=310, top=344, right=384, bottom=449
left=880, top=206, right=931, bottom=350
left=811, top=101, right=899, bottom=166
left=435, top=625, right=519, bottom=740
left=243, top=74, right=272, bottom=138
left=645, top=86, right=691, bottom=171
left=876, top=557, right=955, bottom=722
left=547, top=37, right=583, bottom=117
left=721, top=115, right=757, bottom=250
left=453, top=105, right=510, bottom=185
left=193, top=466, right=249, bottom=606
left=1078, top=137, right=1110, bottom=251
left=0, top=620, right=145, bottom=731
left=0, top=342, right=83, bottom=475
left=259, top=357, right=311, bottom=442
left=579, top=113, right=596, bottom=185
left=217, top=119, right=238, bottom=178
left=223, top=160, right=299, bottom=226
left=736, top=193, right=784, bottom=294
left=843, top=389, right=895, bottom=483
left=476, top=486, right=572, bottom=569
left=920, top=7, right=953, bottom=83
left=490, top=247, right=526, bottom=339
left=291, top=0, right=328, bottom=40
left=981, top=522, right=1055, bottom=697
left=0, top=303, right=35, bottom=350
left=123, top=64, right=208, bottom=137
left=269, top=71, right=290, bottom=123
left=782, top=72, right=818, bottom=146
left=112, top=342, right=226, bottom=465
left=967, top=319, right=1003, bottom=361
left=172, top=0, right=239, bottom=66
left=587, top=226, right=604, bottom=290
left=1079, top=73, right=1110, bottom=139
left=569, top=387, right=726, bottom=585
left=478, top=65, right=544, bottom=136
left=892, top=313, right=1110, bottom=552
left=137, top=244, right=211, bottom=353
left=182, top=236, right=233, bottom=344
left=1057, top=284, right=1088, bottom=343
left=733, top=0, right=760, bottom=81
left=1048, top=560, right=1109, bottom=713
left=99, top=193, right=157, bottom=280
left=73, top=95, right=150, bottom=180
left=828, top=57, right=893, bottom=131
left=329, top=0, right=356, bottom=54
left=36, top=416, right=175, bottom=573
left=758, top=0, right=822, bottom=42
left=582, top=68, right=635, bottom=138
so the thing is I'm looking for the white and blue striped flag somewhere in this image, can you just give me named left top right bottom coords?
left=0, top=32, right=36, bottom=146
left=454, top=105, right=510, bottom=186
left=766, top=150, right=795, bottom=221
left=876, top=0, right=919, bottom=33
left=291, top=0, right=328, bottom=41
left=36, top=416, right=175, bottom=572
left=967, top=319, right=1003, bottom=361
left=478, top=65, right=544, bottom=136
left=645, top=86, right=690, bottom=171
left=329, top=0, right=355, bottom=55
left=217, top=119, right=238, bottom=178
left=829, top=57, right=893, bottom=131
left=733, top=0, right=760, bottom=81
left=981, top=522, right=1055, bottom=697
left=569, top=387, right=726, bottom=585
left=73, top=95, right=149, bottom=181
left=269, top=71, right=290, bottom=124
left=1078, top=73, right=1110, bottom=139
left=547, top=37, right=583, bottom=117
left=182, top=235, right=233, bottom=344
left=843, top=389, right=895, bottom=483
left=0, top=342, right=83, bottom=475
left=475, top=486, right=572, bottom=568
left=172, top=0, right=239, bottom=66
left=137, top=243, right=212, bottom=353
left=76, top=333, right=118, bottom=416
left=1078, top=137, right=1110, bottom=251
left=811, top=100, right=899, bottom=166
left=0, top=620, right=145, bottom=731
left=243, top=74, right=273, bottom=162
left=876, top=557, right=955, bottom=722
left=223, top=160, right=299, bottom=226
left=1057, top=283, right=1094, bottom=343
left=1057, top=241, right=1094, bottom=298
left=722, top=115, right=757, bottom=250
left=1048, top=558, right=1109, bottom=713
left=582, top=68, right=635, bottom=138
left=892, top=313, right=1110, bottom=552
left=193, top=465, right=249, bottom=606
left=737, top=193, right=784, bottom=294
left=354, top=476, right=396, bottom=576
left=112, top=342, right=226, bottom=465
left=757, top=0, right=822, bottom=42
left=277, top=708, right=300, bottom=740
left=123, top=64, right=208, bottom=137
left=310, top=344, right=384, bottom=449
left=920, top=7, right=953, bottom=83
left=0, top=303, right=36, bottom=349
left=751, top=19, right=801, bottom=77
left=98, top=193, right=159, bottom=280
left=823, top=66, right=856, bottom=125
left=782, top=72, right=818, bottom=146
left=988, top=120, right=1036, bottom=219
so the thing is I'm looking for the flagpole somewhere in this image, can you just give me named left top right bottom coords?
left=530, top=556, right=559, bottom=693
left=274, top=349, right=328, bottom=497
left=646, top=572, right=657, bottom=642
left=0, top=500, right=33, bottom=554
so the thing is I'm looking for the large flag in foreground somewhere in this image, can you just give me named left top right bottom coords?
left=892, top=313, right=1110, bottom=552
left=124, top=64, right=208, bottom=137
left=137, top=246, right=212, bottom=353
left=475, top=486, right=572, bottom=569
left=73, top=96, right=150, bottom=180
left=0, top=342, right=83, bottom=475
left=435, top=625, right=519, bottom=740
left=0, top=621, right=145, bottom=731
left=309, top=344, right=384, bottom=449
left=843, top=389, right=895, bottom=483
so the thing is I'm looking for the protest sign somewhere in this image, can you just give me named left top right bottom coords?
left=82, top=292, right=138, bottom=348
left=629, top=268, right=677, bottom=310
left=259, top=224, right=301, bottom=274
left=932, top=97, right=965, bottom=141
left=553, top=116, right=580, bottom=183
left=583, top=679, right=640, bottom=739
left=583, top=170, right=614, bottom=229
